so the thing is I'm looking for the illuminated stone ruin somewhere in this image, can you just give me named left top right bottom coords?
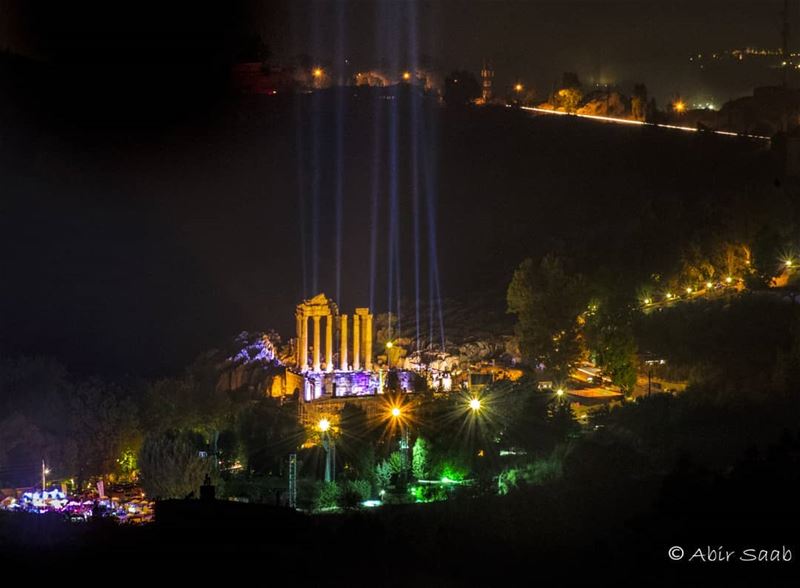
left=295, top=294, right=382, bottom=401
left=295, top=293, right=373, bottom=373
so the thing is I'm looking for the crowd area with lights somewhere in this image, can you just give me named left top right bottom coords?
left=0, top=482, right=153, bottom=524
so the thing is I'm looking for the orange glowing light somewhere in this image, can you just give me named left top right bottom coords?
left=673, top=100, right=687, bottom=113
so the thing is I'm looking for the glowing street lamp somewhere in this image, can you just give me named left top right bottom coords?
left=385, top=341, right=394, bottom=349
left=706, top=281, right=713, bottom=289
left=318, top=418, right=334, bottom=482
left=514, top=83, right=523, bottom=92
left=388, top=404, right=409, bottom=477
left=725, top=276, right=733, bottom=284
left=673, top=100, right=686, bottom=113
left=312, top=67, right=323, bottom=78
left=556, top=388, right=565, bottom=398
left=402, top=71, right=411, bottom=81
left=469, top=397, right=482, bottom=412
left=785, top=259, right=794, bottom=268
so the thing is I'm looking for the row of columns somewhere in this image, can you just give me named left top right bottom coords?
left=296, top=307, right=373, bottom=372
left=339, top=310, right=373, bottom=371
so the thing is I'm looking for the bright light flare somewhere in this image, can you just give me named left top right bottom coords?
left=469, top=398, right=482, bottom=411
left=312, top=68, right=323, bottom=78
left=673, top=100, right=686, bottom=113
left=390, top=407, right=401, bottom=418
left=514, top=83, right=523, bottom=92
left=402, top=71, right=411, bottom=81
left=318, top=418, right=330, bottom=432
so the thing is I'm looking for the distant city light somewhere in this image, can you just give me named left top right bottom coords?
left=556, top=388, right=565, bottom=397
left=385, top=341, right=394, bottom=349
left=673, top=100, right=687, bottom=113
left=514, top=83, right=523, bottom=92
left=312, top=68, right=323, bottom=78
left=318, top=418, right=330, bottom=432
left=686, top=287, right=693, bottom=294
left=402, top=71, right=411, bottom=81
left=725, top=276, right=733, bottom=284
left=706, top=281, right=713, bottom=289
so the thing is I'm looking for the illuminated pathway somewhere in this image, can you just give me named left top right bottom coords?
left=519, top=106, right=771, bottom=142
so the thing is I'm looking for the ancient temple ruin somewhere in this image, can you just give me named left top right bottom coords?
left=294, top=293, right=373, bottom=373
left=294, top=294, right=380, bottom=400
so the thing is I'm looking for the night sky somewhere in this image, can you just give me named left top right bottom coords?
left=0, top=1, right=787, bottom=376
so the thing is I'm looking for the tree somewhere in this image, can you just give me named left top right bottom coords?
left=584, top=298, right=639, bottom=393
left=507, top=255, right=588, bottom=378
left=375, top=460, right=393, bottom=491
left=411, top=437, right=430, bottom=480
left=337, top=403, right=378, bottom=481
left=237, top=397, right=302, bottom=475
left=444, top=70, right=480, bottom=107
left=555, top=87, right=582, bottom=113
left=139, top=431, right=212, bottom=499
left=631, top=83, right=648, bottom=121
left=67, top=378, right=139, bottom=484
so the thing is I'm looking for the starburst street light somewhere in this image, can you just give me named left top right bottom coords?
left=391, top=406, right=401, bottom=418
left=673, top=100, right=686, bottom=113
left=469, top=397, right=482, bottom=411
left=402, top=71, right=411, bottom=81
left=514, top=83, right=523, bottom=92
left=312, top=67, right=323, bottom=78
left=317, top=418, right=334, bottom=482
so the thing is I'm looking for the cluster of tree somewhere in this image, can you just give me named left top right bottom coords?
left=0, top=357, right=140, bottom=488
left=507, top=255, right=639, bottom=392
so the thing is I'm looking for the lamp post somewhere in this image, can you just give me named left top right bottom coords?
left=319, top=418, right=335, bottom=483
left=390, top=406, right=409, bottom=482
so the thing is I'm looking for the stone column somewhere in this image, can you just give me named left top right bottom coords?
left=352, top=314, right=361, bottom=370
left=365, top=314, right=374, bottom=371
left=325, top=315, right=333, bottom=372
left=300, top=313, right=308, bottom=371
left=340, top=314, right=348, bottom=371
left=295, top=313, right=302, bottom=366
left=313, top=315, right=321, bottom=372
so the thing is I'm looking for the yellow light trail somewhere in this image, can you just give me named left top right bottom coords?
left=519, top=106, right=770, bottom=142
